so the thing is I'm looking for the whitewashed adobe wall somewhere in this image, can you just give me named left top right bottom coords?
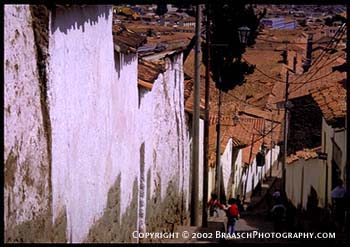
left=286, top=158, right=325, bottom=209
left=221, top=139, right=233, bottom=200
left=321, top=117, right=345, bottom=206
left=6, top=4, right=192, bottom=243
left=232, top=149, right=243, bottom=197
left=220, top=138, right=280, bottom=201
left=48, top=5, right=142, bottom=242
left=242, top=146, right=279, bottom=198
left=138, top=53, right=191, bottom=232
left=5, top=5, right=51, bottom=241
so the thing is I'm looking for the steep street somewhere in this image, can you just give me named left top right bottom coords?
left=4, top=2, right=350, bottom=244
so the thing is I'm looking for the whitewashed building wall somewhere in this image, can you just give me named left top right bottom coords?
left=286, top=158, right=325, bottom=209
left=5, top=5, right=51, bottom=242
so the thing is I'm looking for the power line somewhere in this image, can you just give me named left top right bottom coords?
left=289, top=34, right=345, bottom=94
left=233, top=119, right=283, bottom=149
left=289, top=24, right=345, bottom=84
left=256, top=30, right=345, bottom=45
left=221, top=90, right=282, bottom=112
left=241, top=56, right=286, bottom=83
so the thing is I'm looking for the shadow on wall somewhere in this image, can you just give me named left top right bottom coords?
left=50, top=5, right=110, bottom=35
left=114, top=52, right=135, bottom=79
left=226, top=149, right=239, bottom=199
left=85, top=174, right=139, bottom=243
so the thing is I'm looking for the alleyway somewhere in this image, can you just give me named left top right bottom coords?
left=166, top=163, right=347, bottom=244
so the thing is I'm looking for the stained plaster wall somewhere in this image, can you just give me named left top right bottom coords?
left=286, top=158, right=325, bottom=209
left=243, top=146, right=280, bottom=197
left=221, top=139, right=234, bottom=199
left=6, top=4, right=192, bottom=243
left=137, top=53, right=191, bottom=236
left=4, top=5, right=53, bottom=242
left=48, top=5, right=144, bottom=242
left=322, top=118, right=346, bottom=206
left=219, top=139, right=280, bottom=201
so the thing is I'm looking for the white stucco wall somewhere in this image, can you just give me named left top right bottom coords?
left=6, top=4, right=193, bottom=242
left=286, top=158, right=325, bottom=209
left=5, top=4, right=51, bottom=235
left=48, top=5, right=141, bottom=242
left=322, top=118, right=346, bottom=205
left=333, top=128, right=346, bottom=181
left=221, top=139, right=233, bottom=198
left=137, top=53, right=191, bottom=230
left=286, top=161, right=303, bottom=208
left=243, top=146, right=280, bottom=196
left=220, top=139, right=280, bottom=201
left=233, top=150, right=243, bottom=197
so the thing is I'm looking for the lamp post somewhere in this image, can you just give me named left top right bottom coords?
left=237, top=26, right=251, bottom=204
left=238, top=26, right=251, bottom=45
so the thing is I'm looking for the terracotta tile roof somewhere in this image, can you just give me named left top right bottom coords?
left=286, top=146, right=321, bottom=165
left=183, top=49, right=218, bottom=116
left=187, top=35, right=288, bottom=168
left=113, top=24, right=147, bottom=53
left=269, top=50, right=346, bottom=104
left=208, top=114, right=283, bottom=167
left=310, top=80, right=346, bottom=127
left=137, top=59, right=165, bottom=90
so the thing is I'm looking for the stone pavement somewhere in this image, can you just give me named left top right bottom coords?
left=244, top=162, right=282, bottom=211
left=162, top=164, right=287, bottom=244
left=163, top=210, right=227, bottom=243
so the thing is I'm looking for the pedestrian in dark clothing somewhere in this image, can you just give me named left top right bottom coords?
left=331, top=179, right=346, bottom=231
left=270, top=197, right=286, bottom=232
left=226, top=198, right=240, bottom=234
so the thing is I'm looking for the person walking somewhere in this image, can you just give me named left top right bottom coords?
left=270, top=197, right=286, bottom=232
left=208, top=193, right=224, bottom=217
left=225, top=198, right=240, bottom=235
left=331, top=179, right=346, bottom=231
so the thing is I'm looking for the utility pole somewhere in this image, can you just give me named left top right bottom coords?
left=215, top=89, right=222, bottom=203
left=190, top=4, right=201, bottom=227
left=345, top=0, right=350, bottom=194
left=202, top=3, right=210, bottom=228
left=270, top=114, right=274, bottom=178
left=282, top=70, right=290, bottom=196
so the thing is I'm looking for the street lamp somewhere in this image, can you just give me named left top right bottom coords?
left=238, top=26, right=251, bottom=45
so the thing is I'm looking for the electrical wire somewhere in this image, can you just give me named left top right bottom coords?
left=226, top=94, right=280, bottom=112
left=233, top=119, right=283, bottom=148
left=288, top=31, right=345, bottom=94
left=241, top=56, right=286, bottom=83
left=289, top=24, right=345, bottom=85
